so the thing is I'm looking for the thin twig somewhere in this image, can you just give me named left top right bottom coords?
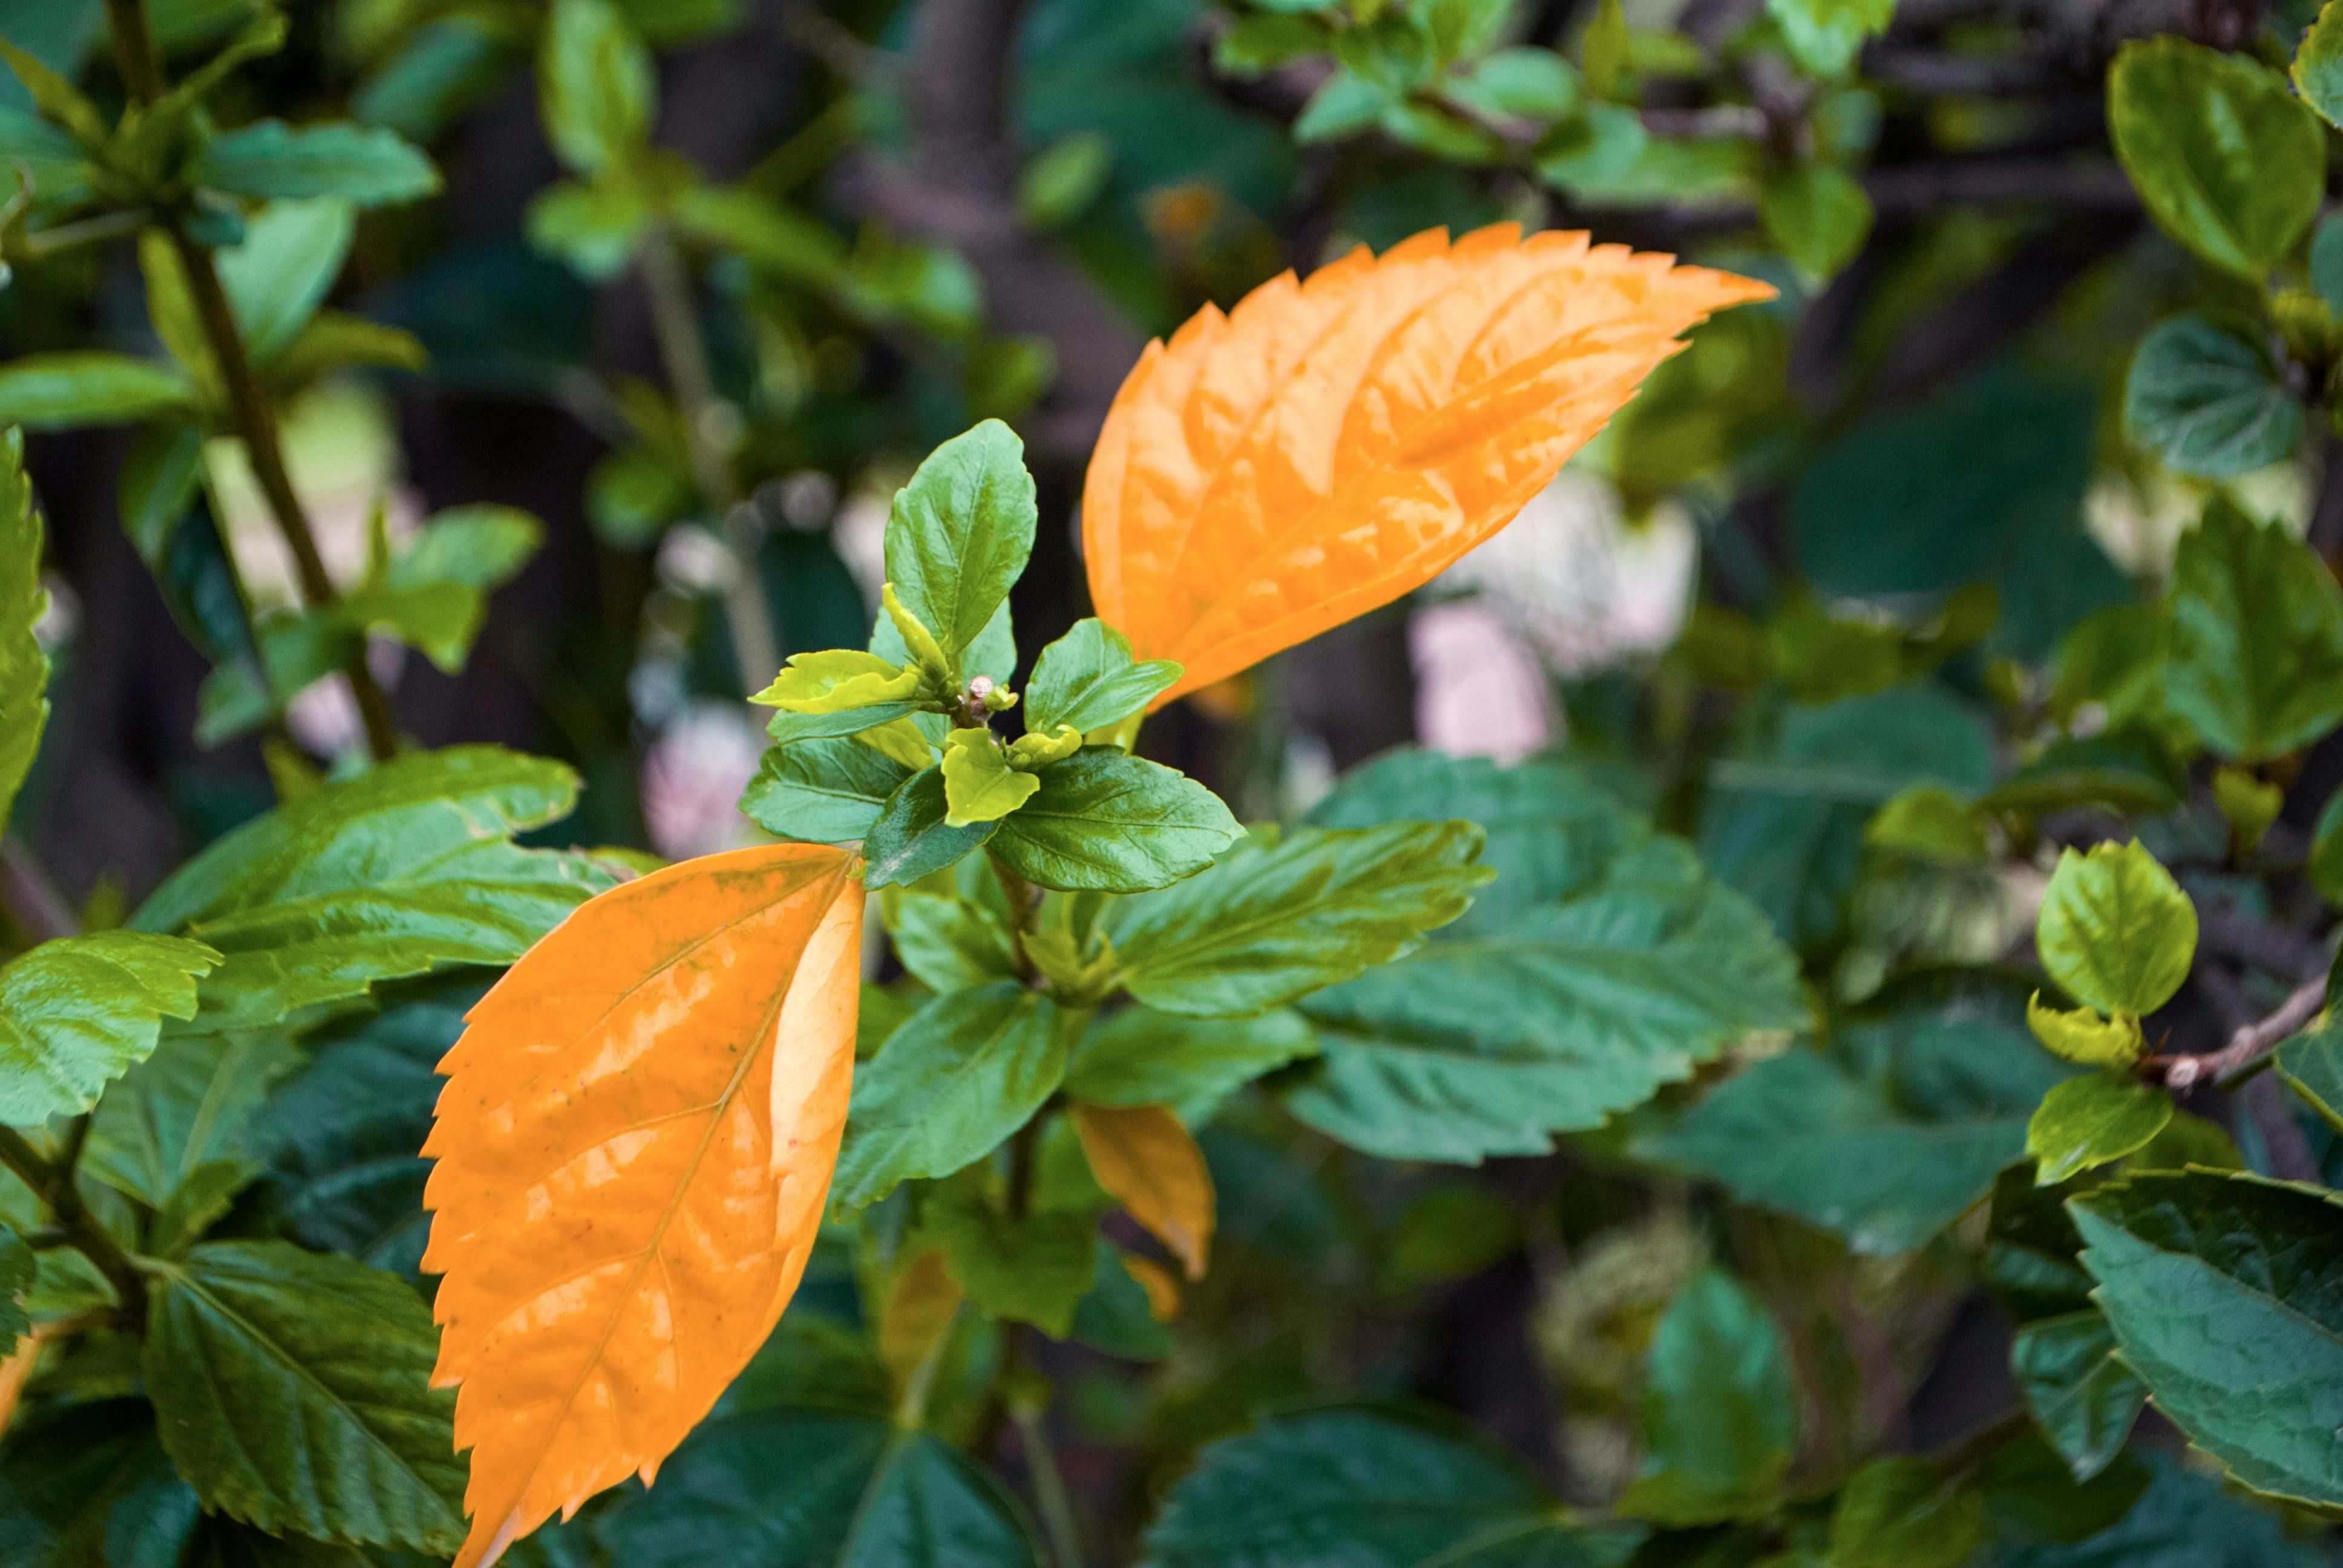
left=0, top=1122, right=147, bottom=1329
left=2158, top=975, right=2327, bottom=1089
left=1012, top=1402, right=1084, bottom=1568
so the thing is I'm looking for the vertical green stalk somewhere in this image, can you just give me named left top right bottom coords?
left=637, top=224, right=781, bottom=694
left=104, top=0, right=399, bottom=761
left=1012, top=1402, right=1084, bottom=1568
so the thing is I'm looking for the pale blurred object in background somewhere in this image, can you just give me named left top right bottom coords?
left=1409, top=601, right=1555, bottom=763
left=641, top=701, right=767, bottom=860
left=206, top=380, right=422, bottom=607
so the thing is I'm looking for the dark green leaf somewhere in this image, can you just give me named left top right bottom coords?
left=1828, top=1456, right=1982, bottom=1568
left=0, top=430, right=48, bottom=829
left=1996, top=1450, right=2327, bottom=1567
left=830, top=982, right=1067, bottom=1210
left=189, top=120, right=438, bottom=206
left=2010, top=1310, right=2149, bottom=1481
left=1071, top=1241, right=1174, bottom=1360
left=0, top=354, right=195, bottom=430
left=723, top=1316, right=891, bottom=1419
left=742, top=736, right=913, bottom=843
left=129, top=746, right=614, bottom=1030
left=1289, top=751, right=1803, bottom=1163
left=989, top=748, right=1242, bottom=895
left=0, top=932, right=222, bottom=1124
left=1108, top=823, right=1490, bottom=1017
left=1615, top=1270, right=1794, bottom=1525
left=2275, top=1023, right=2343, bottom=1131
left=1636, top=999, right=2067, bottom=1255
left=860, top=765, right=999, bottom=890
left=595, top=1407, right=1041, bottom=1567
left=882, top=420, right=1036, bottom=668
left=2123, top=314, right=2302, bottom=477
left=2165, top=496, right=2343, bottom=762
left=82, top=1031, right=297, bottom=1210
left=1974, top=1429, right=2149, bottom=1546
left=145, top=1240, right=464, bottom=1551
left=352, top=15, right=510, bottom=140
left=0, top=1220, right=29, bottom=1356
left=539, top=0, right=654, bottom=175
left=2109, top=37, right=2324, bottom=279
left=1065, top=1006, right=1317, bottom=1117
left=925, top=1178, right=1095, bottom=1337
left=2071, top=1169, right=2343, bottom=1508
left=2026, top=1073, right=2173, bottom=1186
left=1024, top=618, right=1182, bottom=736
left=0, top=1400, right=198, bottom=1568
left=881, top=872, right=1018, bottom=994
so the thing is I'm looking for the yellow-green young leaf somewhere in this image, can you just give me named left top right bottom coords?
left=877, top=1249, right=962, bottom=1394
left=1070, top=1102, right=1216, bottom=1279
left=0, top=36, right=111, bottom=149
left=2028, top=1073, right=2173, bottom=1186
left=2027, top=992, right=2145, bottom=1070
left=1006, top=724, right=1083, bottom=770
left=857, top=716, right=936, bottom=771
left=755, top=648, right=924, bottom=713
left=2036, top=841, right=2196, bottom=1018
left=0, top=432, right=48, bottom=830
left=941, top=729, right=1040, bottom=826
left=2109, top=38, right=2324, bottom=279
left=882, top=583, right=953, bottom=684
left=2212, top=765, right=2284, bottom=855
left=1829, top=1457, right=1983, bottom=1568
left=1583, top=0, right=1630, bottom=97
left=1865, top=786, right=1987, bottom=866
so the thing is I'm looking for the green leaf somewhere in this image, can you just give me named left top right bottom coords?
left=1065, top=1006, right=1317, bottom=1117
left=941, top=729, right=1039, bottom=826
left=2300, top=0, right=2343, bottom=128
left=188, top=120, right=439, bottom=206
left=1024, top=618, right=1182, bottom=736
left=2026, top=994, right=2146, bottom=1070
left=1975, top=1429, right=2149, bottom=1547
left=266, top=312, right=430, bottom=386
left=2001, top=1449, right=2326, bottom=1567
left=883, top=420, right=1037, bottom=670
left=830, top=982, right=1067, bottom=1211
left=1616, top=1269, right=1794, bottom=1525
left=767, top=702, right=925, bottom=749
left=0, top=107, right=94, bottom=214
left=755, top=648, right=924, bottom=714
left=2123, top=314, right=2303, bottom=477
left=1980, top=733, right=2186, bottom=821
left=0, top=1220, right=30, bottom=1357
left=2108, top=37, right=2324, bottom=279
left=860, top=766, right=999, bottom=890
left=742, top=736, right=911, bottom=843
left=1829, top=1456, right=1982, bottom=1568
left=1140, top=1407, right=1634, bottom=1568
left=336, top=579, right=482, bottom=674
left=0, top=1400, right=200, bottom=1568
left=594, top=1407, right=1041, bottom=1567
left=0, top=36, right=110, bottom=149
left=1017, top=131, right=1115, bottom=228
left=988, top=749, right=1242, bottom=894
left=1290, top=751, right=1804, bottom=1163
left=0, top=353, right=195, bottom=429
left=82, top=1031, right=297, bottom=1212
left=1760, top=161, right=1872, bottom=277
left=2010, top=1310, right=2149, bottom=1481
left=1636, top=996, right=2068, bottom=1255
left=2035, top=840, right=2195, bottom=1016
left=1865, top=786, right=1988, bottom=865
left=1107, top=823, right=1490, bottom=1017
left=0, top=431, right=48, bottom=830
left=1765, top=0, right=1894, bottom=77
left=145, top=1240, right=464, bottom=1551
left=2275, top=1023, right=2343, bottom=1131
left=2027, top=1074, right=2173, bottom=1185
left=215, top=198, right=356, bottom=362
left=1446, top=47, right=1581, bottom=121
left=526, top=174, right=652, bottom=279
left=129, top=746, right=614, bottom=1030
left=924, top=1178, right=1095, bottom=1337
left=1583, top=0, right=1631, bottom=96
left=670, top=186, right=845, bottom=286
left=883, top=882, right=1018, bottom=995
left=390, top=504, right=543, bottom=592
left=539, top=0, right=654, bottom=175
left=0, top=932, right=223, bottom=1124
left=2071, top=1169, right=2343, bottom=1509
left=2166, top=495, right=2343, bottom=761
left=1071, top=1241, right=1174, bottom=1360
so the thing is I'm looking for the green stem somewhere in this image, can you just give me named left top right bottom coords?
left=986, top=849, right=1041, bottom=984
left=637, top=223, right=780, bottom=695
left=1012, top=1401, right=1084, bottom=1568
left=0, top=1122, right=147, bottom=1330
left=105, top=0, right=398, bottom=762
left=894, top=1301, right=958, bottom=1428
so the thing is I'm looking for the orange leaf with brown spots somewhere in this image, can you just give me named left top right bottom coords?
left=421, top=843, right=863, bottom=1568
left=1082, top=223, right=1772, bottom=707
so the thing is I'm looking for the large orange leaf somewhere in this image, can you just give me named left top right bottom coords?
left=421, top=842, right=863, bottom=1568
left=1083, top=223, right=1772, bottom=705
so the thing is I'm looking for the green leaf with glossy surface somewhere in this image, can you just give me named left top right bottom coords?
left=82, top=1031, right=297, bottom=1212
left=741, top=736, right=911, bottom=843
left=0, top=431, right=47, bottom=830
left=880, top=871, right=1018, bottom=993
left=539, top=0, right=653, bottom=174
left=129, top=746, right=614, bottom=1030
left=189, top=120, right=439, bottom=206
left=145, top=1240, right=464, bottom=1551
left=2166, top=496, right=2343, bottom=761
left=1108, top=823, right=1490, bottom=1017
left=2027, top=993, right=2146, bottom=1069
left=2071, top=1169, right=2343, bottom=1509
left=1064, top=1006, right=1317, bottom=1116
left=2028, top=1074, right=2172, bottom=1185
left=1289, top=751, right=1804, bottom=1163
left=2010, top=1310, right=2149, bottom=1481
left=0, top=932, right=222, bottom=1124
left=0, top=354, right=195, bottom=429
left=884, top=420, right=1036, bottom=668
left=594, top=1407, right=1040, bottom=1567
left=2124, top=314, right=2302, bottom=477
left=755, top=649, right=923, bottom=713
left=1024, top=618, right=1182, bottom=736
left=2036, top=840, right=2195, bottom=1016
left=1829, top=1456, right=1982, bottom=1568
left=988, top=748, right=1242, bottom=894
left=860, top=766, right=998, bottom=889
left=830, top=982, right=1067, bottom=1210
left=2109, top=37, right=2324, bottom=279
left=1616, top=1269, right=1794, bottom=1525
left=2300, top=0, right=2343, bottom=128
left=1636, top=996, right=2068, bottom=1255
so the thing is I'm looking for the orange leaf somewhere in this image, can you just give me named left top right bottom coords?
left=421, top=842, right=863, bottom=1568
left=1083, top=223, right=1772, bottom=706
left=1120, top=1251, right=1182, bottom=1322
left=1070, top=1102, right=1216, bottom=1280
